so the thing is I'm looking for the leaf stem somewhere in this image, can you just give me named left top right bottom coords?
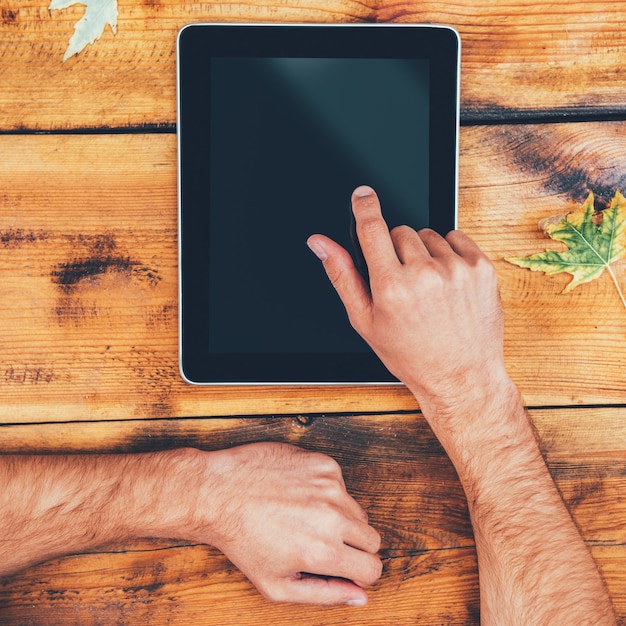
left=607, top=265, right=626, bottom=309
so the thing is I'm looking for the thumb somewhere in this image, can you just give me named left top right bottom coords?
left=307, top=234, right=372, bottom=331
left=278, top=574, right=369, bottom=606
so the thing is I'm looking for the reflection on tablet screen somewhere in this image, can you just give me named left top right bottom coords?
left=208, top=57, right=430, bottom=355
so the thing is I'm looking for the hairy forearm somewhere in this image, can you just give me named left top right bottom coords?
left=0, top=449, right=201, bottom=576
left=0, top=443, right=382, bottom=607
left=424, top=382, right=616, bottom=625
left=311, top=188, right=615, bottom=619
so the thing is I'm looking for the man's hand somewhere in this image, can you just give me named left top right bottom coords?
left=0, top=444, right=381, bottom=608
left=309, top=185, right=616, bottom=624
left=307, top=185, right=512, bottom=448
left=185, top=442, right=382, bottom=606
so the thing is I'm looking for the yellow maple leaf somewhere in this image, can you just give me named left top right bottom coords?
left=506, top=191, right=626, bottom=308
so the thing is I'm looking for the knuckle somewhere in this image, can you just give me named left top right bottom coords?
left=414, top=262, right=445, bottom=292
left=390, top=224, right=414, bottom=241
left=356, top=556, right=384, bottom=587
left=369, top=557, right=384, bottom=582
left=346, top=310, right=365, bottom=336
left=447, top=257, right=469, bottom=283
left=260, top=583, right=290, bottom=604
left=355, top=505, right=369, bottom=525
left=390, top=224, right=410, bottom=234
left=417, top=226, right=438, bottom=241
left=361, top=557, right=383, bottom=585
left=324, top=262, right=349, bottom=292
left=368, top=527, right=382, bottom=553
left=376, top=274, right=411, bottom=303
left=309, top=540, right=341, bottom=571
left=318, top=499, right=347, bottom=526
left=312, top=452, right=343, bottom=476
left=358, top=215, right=387, bottom=240
left=475, top=254, right=497, bottom=281
left=346, top=301, right=373, bottom=337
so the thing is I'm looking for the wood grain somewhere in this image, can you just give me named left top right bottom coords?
left=2, top=413, right=478, bottom=558
left=0, top=408, right=623, bottom=548
left=2, top=123, right=626, bottom=421
left=0, top=546, right=481, bottom=625
left=0, top=408, right=623, bottom=624
left=461, top=121, right=626, bottom=407
left=0, top=412, right=480, bottom=624
left=2, top=546, right=623, bottom=625
left=2, top=2, right=625, bottom=623
left=1, top=1, right=626, bottom=131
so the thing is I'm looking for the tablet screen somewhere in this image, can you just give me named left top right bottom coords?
left=178, top=24, right=460, bottom=384
left=210, top=56, right=429, bottom=354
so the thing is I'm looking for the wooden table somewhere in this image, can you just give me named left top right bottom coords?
left=1, top=1, right=625, bottom=624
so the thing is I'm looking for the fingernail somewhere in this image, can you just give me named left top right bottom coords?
left=346, top=597, right=367, bottom=607
left=353, top=185, right=374, bottom=198
left=307, top=238, right=328, bottom=262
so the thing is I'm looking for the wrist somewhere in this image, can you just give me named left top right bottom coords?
left=148, top=446, right=250, bottom=551
left=455, top=403, right=543, bottom=498
left=112, top=448, right=223, bottom=545
left=413, top=373, right=533, bottom=474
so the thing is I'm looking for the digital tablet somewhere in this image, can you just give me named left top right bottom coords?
left=177, top=23, right=460, bottom=385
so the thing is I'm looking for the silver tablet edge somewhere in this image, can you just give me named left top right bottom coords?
left=176, top=23, right=460, bottom=386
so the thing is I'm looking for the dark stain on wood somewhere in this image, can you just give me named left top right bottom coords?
left=566, top=477, right=606, bottom=510
left=466, top=599, right=481, bottom=624
left=145, top=304, right=176, bottom=330
left=50, top=232, right=162, bottom=324
left=77, top=232, right=117, bottom=256
left=1, top=9, right=17, bottom=25
left=52, top=232, right=125, bottom=292
left=3, top=366, right=55, bottom=385
left=495, top=125, right=626, bottom=210
left=121, top=582, right=164, bottom=595
left=0, top=229, right=49, bottom=248
left=51, top=256, right=161, bottom=293
left=52, top=256, right=136, bottom=293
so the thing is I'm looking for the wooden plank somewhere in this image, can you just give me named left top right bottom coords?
left=460, top=121, right=626, bottom=407
left=1, top=545, right=623, bottom=625
left=0, top=408, right=623, bottom=623
left=0, top=408, right=623, bottom=550
left=2, top=1, right=626, bottom=131
left=0, top=413, right=477, bottom=552
left=0, top=546, right=481, bottom=625
left=0, top=408, right=623, bottom=547
left=2, top=122, right=626, bottom=420
left=0, top=545, right=623, bottom=625
left=0, top=406, right=624, bottom=455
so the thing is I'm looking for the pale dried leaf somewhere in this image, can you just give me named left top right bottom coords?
left=49, top=0, right=118, bottom=62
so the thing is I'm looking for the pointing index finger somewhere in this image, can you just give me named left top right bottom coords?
left=352, top=186, right=400, bottom=278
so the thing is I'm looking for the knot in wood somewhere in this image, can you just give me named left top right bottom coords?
left=294, top=415, right=317, bottom=428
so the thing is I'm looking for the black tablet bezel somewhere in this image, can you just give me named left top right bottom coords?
left=177, top=23, right=460, bottom=384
